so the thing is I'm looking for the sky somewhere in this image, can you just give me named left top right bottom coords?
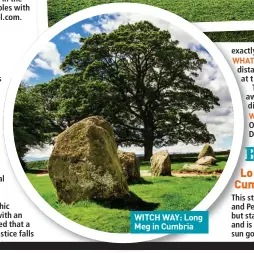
left=22, top=12, right=233, bottom=160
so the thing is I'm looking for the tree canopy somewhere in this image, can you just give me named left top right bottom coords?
left=15, top=21, right=220, bottom=161
left=13, top=84, right=54, bottom=168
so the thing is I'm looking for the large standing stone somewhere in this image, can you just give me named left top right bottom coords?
left=198, top=144, right=216, bottom=159
left=196, top=156, right=216, bottom=166
left=48, top=116, right=129, bottom=204
left=117, top=150, right=140, bottom=181
left=150, top=150, right=171, bottom=176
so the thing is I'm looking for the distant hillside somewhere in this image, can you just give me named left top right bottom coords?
left=25, top=157, right=49, bottom=162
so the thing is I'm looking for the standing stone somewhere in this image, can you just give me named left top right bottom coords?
left=117, top=150, right=140, bottom=181
left=150, top=150, right=171, bottom=176
left=196, top=156, right=216, bottom=166
left=48, top=116, right=129, bottom=204
left=198, top=144, right=216, bottom=159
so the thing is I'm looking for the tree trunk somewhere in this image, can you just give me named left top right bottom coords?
left=144, top=141, right=153, bottom=161
left=143, top=113, right=154, bottom=161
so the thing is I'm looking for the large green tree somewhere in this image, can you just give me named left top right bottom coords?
left=33, top=74, right=110, bottom=129
left=40, top=21, right=220, bottom=160
left=14, top=84, right=54, bottom=169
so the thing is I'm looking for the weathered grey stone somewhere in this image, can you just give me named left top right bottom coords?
left=48, top=116, right=129, bottom=204
left=196, top=156, right=216, bottom=166
left=183, top=164, right=209, bottom=170
left=198, top=144, right=216, bottom=159
left=117, top=150, right=140, bottom=181
left=150, top=150, right=171, bottom=176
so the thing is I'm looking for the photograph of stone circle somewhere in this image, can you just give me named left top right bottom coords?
left=13, top=13, right=233, bottom=233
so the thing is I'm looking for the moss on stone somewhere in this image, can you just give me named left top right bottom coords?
left=198, top=144, right=216, bottom=160
left=48, top=116, right=129, bottom=204
left=117, top=150, right=140, bottom=181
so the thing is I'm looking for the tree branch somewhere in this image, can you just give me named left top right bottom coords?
left=116, top=138, right=144, bottom=144
left=115, top=122, right=144, bottom=132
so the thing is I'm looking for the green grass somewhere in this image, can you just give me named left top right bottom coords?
left=140, top=155, right=227, bottom=174
left=206, top=31, right=254, bottom=42
left=140, top=161, right=151, bottom=170
left=48, top=0, right=254, bottom=27
left=27, top=173, right=217, bottom=233
left=48, top=1, right=254, bottom=43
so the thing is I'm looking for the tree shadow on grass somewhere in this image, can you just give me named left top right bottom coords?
left=95, top=192, right=159, bottom=211
left=128, top=177, right=153, bottom=185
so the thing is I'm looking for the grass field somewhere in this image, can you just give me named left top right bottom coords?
left=205, top=31, right=254, bottom=42
left=48, top=0, right=254, bottom=27
left=47, top=0, right=254, bottom=42
left=25, top=154, right=226, bottom=232
left=27, top=172, right=217, bottom=233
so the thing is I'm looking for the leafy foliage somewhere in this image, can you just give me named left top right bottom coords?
left=16, top=21, right=220, bottom=160
left=13, top=84, right=54, bottom=167
left=26, top=160, right=48, bottom=171
left=59, top=21, right=219, bottom=159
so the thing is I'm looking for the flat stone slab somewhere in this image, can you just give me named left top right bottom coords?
left=196, top=156, right=216, bottom=166
left=183, top=164, right=209, bottom=170
left=140, top=169, right=217, bottom=177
